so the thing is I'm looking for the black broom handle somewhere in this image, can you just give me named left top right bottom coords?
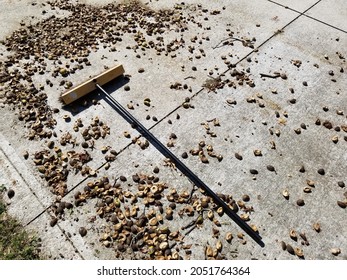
left=96, top=83, right=264, bottom=247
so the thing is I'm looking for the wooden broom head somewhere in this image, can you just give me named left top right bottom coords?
left=59, top=64, right=125, bottom=105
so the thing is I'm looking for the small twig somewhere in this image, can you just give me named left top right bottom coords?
left=182, top=210, right=208, bottom=237
left=212, top=37, right=247, bottom=49
left=130, top=230, right=144, bottom=246
left=207, top=75, right=221, bottom=81
left=182, top=216, right=201, bottom=238
left=184, top=76, right=196, bottom=80
left=141, top=204, right=148, bottom=216
left=260, top=73, right=280, bottom=79
left=169, top=242, right=177, bottom=249
left=186, top=185, right=197, bottom=204
left=206, top=117, right=217, bottom=122
left=181, top=220, right=196, bottom=230
left=183, top=224, right=197, bottom=236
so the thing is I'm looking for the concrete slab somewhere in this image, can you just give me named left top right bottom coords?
left=0, top=132, right=52, bottom=223
left=0, top=0, right=70, bottom=41
left=49, top=195, right=119, bottom=260
left=136, top=15, right=347, bottom=259
left=0, top=0, right=299, bottom=200
left=0, top=0, right=346, bottom=260
left=56, top=141, right=264, bottom=260
left=45, top=0, right=300, bottom=126
left=26, top=211, right=84, bottom=259
left=305, top=0, right=347, bottom=32
left=268, top=0, right=320, bottom=12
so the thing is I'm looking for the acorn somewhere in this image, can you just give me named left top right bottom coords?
left=297, top=199, right=305, bottom=206
left=79, top=227, right=87, bottom=237
left=337, top=201, right=347, bottom=208
left=266, top=165, right=275, bottom=172
left=317, top=168, right=325, bottom=175
left=235, top=153, right=243, bottom=160
left=7, top=189, right=15, bottom=199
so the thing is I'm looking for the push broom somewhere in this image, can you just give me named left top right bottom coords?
left=60, top=64, right=264, bottom=247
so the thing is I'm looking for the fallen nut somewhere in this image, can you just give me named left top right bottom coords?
left=337, top=201, right=347, bottom=208
left=225, top=232, right=233, bottom=243
left=297, top=199, right=305, bottom=206
left=331, top=248, right=341, bottom=256
left=313, top=222, right=321, bottom=232
left=294, top=247, right=304, bottom=258
left=289, top=229, right=297, bottom=241
left=286, top=244, right=295, bottom=255
left=282, top=189, right=289, bottom=199
left=79, top=227, right=87, bottom=237
left=7, top=189, right=15, bottom=199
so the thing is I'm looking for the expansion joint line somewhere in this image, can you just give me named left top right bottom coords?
left=96, top=83, right=264, bottom=247
left=267, top=0, right=346, bottom=34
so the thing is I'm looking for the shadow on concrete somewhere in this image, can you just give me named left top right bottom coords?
left=60, top=75, right=130, bottom=116
left=96, top=83, right=266, bottom=248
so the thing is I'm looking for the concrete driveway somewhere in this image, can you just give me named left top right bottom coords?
left=0, top=0, right=346, bottom=260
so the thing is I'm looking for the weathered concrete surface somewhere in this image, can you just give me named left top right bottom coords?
left=0, top=134, right=47, bottom=224
left=268, top=0, right=320, bottom=12
left=0, top=0, right=346, bottom=260
left=0, top=0, right=71, bottom=41
left=305, top=0, right=347, bottom=31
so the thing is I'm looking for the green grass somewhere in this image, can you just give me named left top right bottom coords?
left=0, top=197, right=41, bottom=260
